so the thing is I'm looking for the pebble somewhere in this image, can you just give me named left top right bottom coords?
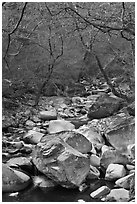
left=90, top=186, right=110, bottom=199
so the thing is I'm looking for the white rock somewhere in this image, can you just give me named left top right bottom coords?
left=39, top=110, right=57, bottom=120
left=105, top=188, right=129, bottom=202
left=101, top=145, right=113, bottom=155
left=25, top=120, right=35, bottom=127
left=90, top=186, right=110, bottom=198
left=90, top=154, right=100, bottom=167
left=48, top=119, right=75, bottom=134
left=115, top=173, right=134, bottom=189
left=105, top=163, right=126, bottom=180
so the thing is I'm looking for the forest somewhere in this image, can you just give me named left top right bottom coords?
left=2, top=2, right=135, bottom=202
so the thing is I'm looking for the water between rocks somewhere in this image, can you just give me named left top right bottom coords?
left=2, top=179, right=115, bottom=202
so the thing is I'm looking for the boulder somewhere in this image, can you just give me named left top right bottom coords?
left=75, top=125, right=104, bottom=145
left=105, top=117, right=135, bottom=152
left=115, top=173, right=134, bottom=189
left=105, top=188, right=129, bottom=202
left=87, top=95, right=124, bottom=120
left=100, top=149, right=129, bottom=169
left=39, top=110, right=57, bottom=121
left=105, top=163, right=126, bottom=180
left=40, top=131, right=92, bottom=154
left=48, top=120, right=75, bottom=134
left=2, top=163, right=31, bottom=193
left=32, top=137, right=90, bottom=188
left=23, top=130, right=44, bottom=144
left=90, top=186, right=111, bottom=199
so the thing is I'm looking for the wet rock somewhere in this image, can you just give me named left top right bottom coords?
left=90, top=154, right=100, bottom=167
left=48, top=120, right=75, bottom=134
left=90, top=185, right=111, bottom=199
left=2, top=163, right=31, bottom=193
left=88, top=95, right=123, bottom=120
left=105, top=117, right=135, bottom=152
left=115, top=173, right=134, bottom=189
left=23, top=130, right=44, bottom=144
left=100, top=149, right=129, bottom=169
left=105, top=163, right=126, bottom=180
left=33, top=175, right=56, bottom=189
left=32, top=137, right=90, bottom=188
left=87, top=165, right=100, bottom=180
left=105, top=188, right=129, bottom=202
left=39, top=110, right=57, bottom=121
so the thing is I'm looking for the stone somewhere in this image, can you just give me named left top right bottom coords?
left=105, top=164, right=126, bottom=180
left=126, top=164, right=135, bottom=171
left=115, top=173, right=134, bottom=189
left=127, top=144, right=135, bottom=160
left=25, top=120, right=35, bottom=127
left=105, top=117, right=135, bottom=152
left=32, top=137, right=90, bottom=188
left=90, top=154, right=100, bottom=167
left=90, top=186, right=111, bottom=199
left=127, top=101, right=135, bottom=116
left=88, top=95, right=124, bottom=120
left=40, top=131, right=92, bottom=154
left=75, top=125, right=104, bottom=145
left=100, top=149, right=129, bottom=169
left=23, top=130, right=44, bottom=144
left=39, top=110, right=57, bottom=121
left=105, top=188, right=129, bottom=202
left=33, top=175, right=56, bottom=189
left=2, top=163, right=31, bottom=193
left=87, top=165, right=100, bottom=180
left=48, top=120, right=75, bottom=134
left=7, top=157, right=33, bottom=173
left=101, top=145, right=113, bottom=154
left=72, top=96, right=83, bottom=104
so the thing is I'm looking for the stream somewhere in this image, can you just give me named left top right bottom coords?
left=2, top=179, right=115, bottom=202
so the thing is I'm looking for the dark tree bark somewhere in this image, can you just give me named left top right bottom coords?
left=95, top=55, right=129, bottom=101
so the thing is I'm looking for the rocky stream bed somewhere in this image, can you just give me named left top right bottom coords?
left=2, top=88, right=135, bottom=202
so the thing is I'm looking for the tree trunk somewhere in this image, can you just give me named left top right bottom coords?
left=95, top=55, right=129, bottom=101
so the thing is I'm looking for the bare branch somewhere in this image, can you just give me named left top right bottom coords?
left=3, top=2, right=28, bottom=64
left=65, top=6, right=135, bottom=36
left=95, top=54, right=129, bottom=101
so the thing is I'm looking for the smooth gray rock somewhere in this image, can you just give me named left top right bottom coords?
left=2, top=163, right=31, bottom=193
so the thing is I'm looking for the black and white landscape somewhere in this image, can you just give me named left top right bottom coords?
left=2, top=2, right=135, bottom=202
